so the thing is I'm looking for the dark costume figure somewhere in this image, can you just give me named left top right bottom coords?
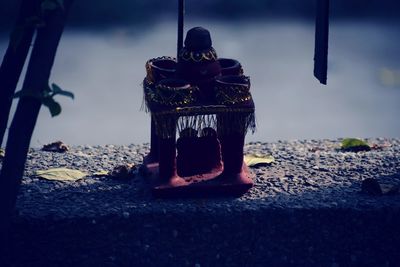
left=142, top=0, right=330, bottom=197
left=143, top=27, right=255, bottom=196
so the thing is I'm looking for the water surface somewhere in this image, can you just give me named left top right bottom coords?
left=1, top=20, right=399, bottom=146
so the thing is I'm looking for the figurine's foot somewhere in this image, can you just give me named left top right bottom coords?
left=155, top=175, right=188, bottom=189
left=185, top=170, right=253, bottom=198
left=212, top=171, right=253, bottom=186
left=211, top=162, right=223, bottom=173
left=192, top=170, right=253, bottom=187
left=152, top=168, right=253, bottom=198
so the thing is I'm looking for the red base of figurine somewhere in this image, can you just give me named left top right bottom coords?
left=142, top=162, right=253, bottom=198
left=143, top=152, right=158, bottom=166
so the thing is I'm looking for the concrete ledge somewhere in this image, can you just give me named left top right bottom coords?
left=4, top=138, right=400, bottom=266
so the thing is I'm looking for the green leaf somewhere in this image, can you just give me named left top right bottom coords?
left=341, top=138, right=371, bottom=152
left=14, top=83, right=72, bottom=117
left=244, top=154, right=275, bottom=167
left=36, top=168, right=87, bottom=181
left=13, top=90, right=42, bottom=99
left=42, top=97, right=62, bottom=117
left=51, top=83, right=74, bottom=99
left=43, top=85, right=53, bottom=98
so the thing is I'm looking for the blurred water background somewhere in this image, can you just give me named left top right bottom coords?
left=1, top=0, right=400, bottom=146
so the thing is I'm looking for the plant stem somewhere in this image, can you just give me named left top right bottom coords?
left=0, top=0, right=38, bottom=148
left=0, top=0, right=74, bottom=260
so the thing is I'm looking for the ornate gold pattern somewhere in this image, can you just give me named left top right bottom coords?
left=160, top=105, right=255, bottom=116
left=142, top=52, right=256, bottom=138
left=215, top=79, right=252, bottom=105
left=143, top=79, right=199, bottom=107
left=215, top=88, right=252, bottom=105
left=180, top=47, right=218, bottom=62
left=145, top=56, right=176, bottom=84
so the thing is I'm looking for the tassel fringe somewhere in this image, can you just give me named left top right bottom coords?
left=152, top=112, right=256, bottom=139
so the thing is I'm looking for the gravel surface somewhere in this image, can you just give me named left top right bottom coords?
left=11, top=138, right=400, bottom=218
left=2, top=138, right=400, bottom=267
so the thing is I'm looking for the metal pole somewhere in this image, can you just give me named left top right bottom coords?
left=177, top=0, right=185, bottom=58
left=314, top=0, right=330, bottom=85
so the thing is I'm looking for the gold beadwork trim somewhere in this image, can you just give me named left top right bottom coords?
left=143, top=79, right=199, bottom=107
left=215, top=76, right=252, bottom=105
left=180, top=47, right=218, bottom=62
left=145, top=56, right=176, bottom=84
left=152, top=105, right=255, bottom=116
left=215, top=85, right=252, bottom=105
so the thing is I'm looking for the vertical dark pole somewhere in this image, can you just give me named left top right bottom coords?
left=314, top=0, right=330, bottom=85
left=0, top=0, right=74, bottom=259
left=0, top=0, right=37, bottom=147
left=177, top=0, right=185, bottom=57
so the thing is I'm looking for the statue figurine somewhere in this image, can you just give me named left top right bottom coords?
left=141, top=0, right=330, bottom=197
left=142, top=27, right=255, bottom=197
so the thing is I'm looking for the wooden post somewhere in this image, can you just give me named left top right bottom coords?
left=177, top=0, right=185, bottom=58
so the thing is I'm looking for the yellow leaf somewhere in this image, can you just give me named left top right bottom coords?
left=36, top=168, right=87, bottom=181
left=244, top=154, right=275, bottom=167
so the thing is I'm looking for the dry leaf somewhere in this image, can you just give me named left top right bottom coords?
left=93, top=170, right=109, bottom=177
left=42, top=141, right=69, bottom=153
left=370, top=143, right=391, bottom=151
left=244, top=154, right=275, bottom=167
left=36, top=168, right=87, bottom=181
left=110, top=163, right=137, bottom=179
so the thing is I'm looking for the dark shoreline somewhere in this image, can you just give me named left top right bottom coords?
left=1, top=0, right=400, bottom=31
